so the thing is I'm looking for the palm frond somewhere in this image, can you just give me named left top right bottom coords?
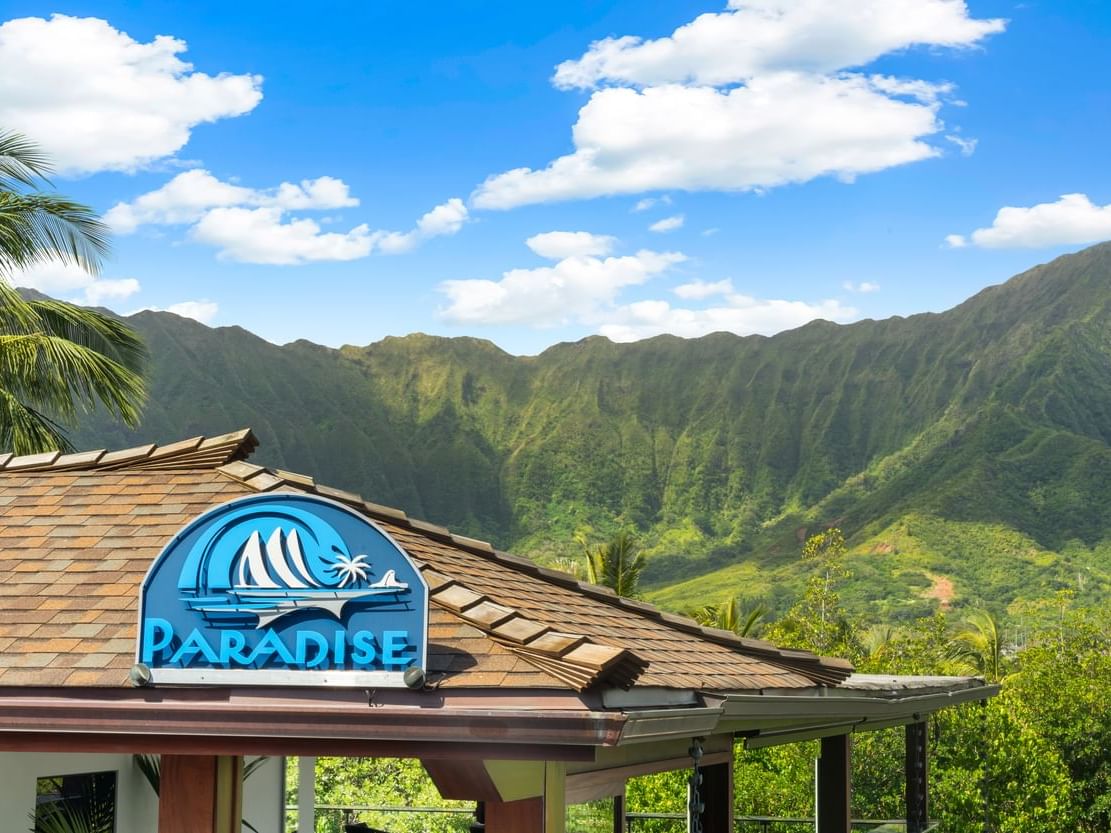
left=580, top=530, right=644, bottom=597
left=0, top=332, right=145, bottom=428
left=27, top=299, right=146, bottom=372
left=0, top=388, right=70, bottom=453
left=0, top=193, right=110, bottom=277
left=949, top=610, right=1003, bottom=680
left=0, top=130, right=51, bottom=190
left=693, top=596, right=767, bottom=637
left=133, top=754, right=161, bottom=795
left=0, top=278, right=39, bottom=330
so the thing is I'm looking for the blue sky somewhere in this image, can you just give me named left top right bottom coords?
left=3, top=1, right=1110, bottom=354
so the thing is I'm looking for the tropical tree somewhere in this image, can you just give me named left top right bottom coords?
left=0, top=130, right=145, bottom=453
left=1005, top=606, right=1111, bottom=831
left=764, top=528, right=857, bottom=657
left=949, top=609, right=1004, bottom=681
left=579, top=530, right=645, bottom=597
left=693, top=595, right=766, bottom=638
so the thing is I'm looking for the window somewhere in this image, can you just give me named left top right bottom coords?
left=35, top=770, right=117, bottom=833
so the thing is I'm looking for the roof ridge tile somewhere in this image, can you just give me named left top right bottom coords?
left=1, top=429, right=256, bottom=475
left=214, top=456, right=852, bottom=687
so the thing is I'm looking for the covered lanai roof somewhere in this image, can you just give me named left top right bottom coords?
left=0, top=429, right=995, bottom=758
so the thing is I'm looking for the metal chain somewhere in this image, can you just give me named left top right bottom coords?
left=688, top=737, right=705, bottom=833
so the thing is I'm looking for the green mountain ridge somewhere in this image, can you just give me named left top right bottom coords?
left=64, top=243, right=1111, bottom=619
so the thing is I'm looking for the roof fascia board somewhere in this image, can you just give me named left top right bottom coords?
left=720, top=684, right=999, bottom=724
left=0, top=731, right=598, bottom=761
left=602, top=687, right=700, bottom=709
left=0, top=698, right=626, bottom=748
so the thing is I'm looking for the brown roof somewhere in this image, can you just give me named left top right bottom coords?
left=0, top=431, right=851, bottom=692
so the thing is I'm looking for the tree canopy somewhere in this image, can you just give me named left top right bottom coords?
left=0, top=131, right=146, bottom=453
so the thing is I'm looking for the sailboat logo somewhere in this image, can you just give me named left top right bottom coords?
left=176, top=503, right=410, bottom=628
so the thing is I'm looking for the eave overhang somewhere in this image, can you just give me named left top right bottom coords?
left=719, top=677, right=1000, bottom=747
left=0, top=686, right=623, bottom=757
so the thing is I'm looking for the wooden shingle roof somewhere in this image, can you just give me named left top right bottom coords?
left=0, top=430, right=852, bottom=692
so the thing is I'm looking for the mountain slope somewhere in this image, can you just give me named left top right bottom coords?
left=65, top=243, right=1111, bottom=616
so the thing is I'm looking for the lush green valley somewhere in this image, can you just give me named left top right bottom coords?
left=70, top=243, right=1111, bottom=619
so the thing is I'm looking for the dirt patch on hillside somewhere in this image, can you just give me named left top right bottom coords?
left=921, top=572, right=955, bottom=610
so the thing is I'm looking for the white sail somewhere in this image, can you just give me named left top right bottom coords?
left=370, top=569, right=407, bottom=589
left=237, top=531, right=279, bottom=588
left=285, top=529, right=320, bottom=587
left=265, top=528, right=312, bottom=589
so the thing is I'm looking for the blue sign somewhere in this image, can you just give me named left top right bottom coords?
left=137, top=494, right=428, bottom=686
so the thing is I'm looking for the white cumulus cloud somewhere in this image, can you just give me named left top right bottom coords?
left=10, top=261, right=141, bottom=306
left=843, top=280, right=880, bottom=293
left=947, top=194, right=1111, bottom=249
left=104, top=170, right=358, bottom=233
left=475, top=74, right=949, bottom=208
left=600, top=294, right=857, bottom=342
left=674, top=278, right=734, bottom=299
left=945, top=134, right=978, bottom=156
left=192, top=207, right=374, bottom=265
left=650, top=214, right=685, bottom=233
left=633, top=195, right=672, bottom=212
left=553, top=0, right=1004, bottom=89
left=376, top=198, right=469, bottom=254
left=439, top=244, right=685, bottom=327
left=473, top=1, right=1003, bottom=209
left=525, top=231, right=616, bottom=259
left=106, top=170, right=466, bottom=264
left=0, top=15, right=262, bottom=174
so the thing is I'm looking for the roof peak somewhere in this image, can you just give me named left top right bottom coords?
left=216, top=455, right=853, bottom=687
left=0, top=429, right=257, bottom=474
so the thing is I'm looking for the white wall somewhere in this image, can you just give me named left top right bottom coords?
left=0, top=751, right=159, bottom=833
left=244, top=755, right=285, bottom=833
left=0, top=751, right=284, bottom=833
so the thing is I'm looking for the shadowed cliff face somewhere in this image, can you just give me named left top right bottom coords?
left=65, top=243, right=1111, bottom=609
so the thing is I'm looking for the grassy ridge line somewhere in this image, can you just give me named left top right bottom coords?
left=65, top=243, right=1111, bottom=614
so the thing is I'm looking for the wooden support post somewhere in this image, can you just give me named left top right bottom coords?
left=816, top=735, right=851, bottom=833
left=159, top=755, right=242, bottom=833
left=297, top=756, right=316, bottom=833
left=486, top=797, right=544, bottom=832
left=484, top=762, right=565, bottom=833
left=905, top=722, right=929, bottom=833
left=700, top=759, right=733, bottom=833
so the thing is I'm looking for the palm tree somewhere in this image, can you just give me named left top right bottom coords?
left=950, top=609, right=1004, bottom=681
left=859, top=623, right=897, bottom=666
left=0, top=131, right=145, bottom=454
left=694, top=595, right=766, bottom=638
left=579, top=530, right=645, bottom=597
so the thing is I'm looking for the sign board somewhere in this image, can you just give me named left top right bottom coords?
left=137, top=494, right=428, bottom=686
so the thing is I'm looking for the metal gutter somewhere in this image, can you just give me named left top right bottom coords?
left=615, top=704, right=725, bottom=745
left=721, top=683, right=998, bottom=721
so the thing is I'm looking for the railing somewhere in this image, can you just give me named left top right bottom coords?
left=626, top=812, right=938, bottom=832
left=286, top=805, right=937, bottom=833
left=285, top=803, right=475, bottom=833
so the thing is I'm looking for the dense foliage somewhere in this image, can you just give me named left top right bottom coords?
left=70, top=244, right=1111, bottom=615
left=286, top=757, right=472, bottom=833
left=293, top=532, right=1108, bottom=833
left=0, top=131, right=146, bottom=454
left=626, top=535, right=1109, bottom=833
